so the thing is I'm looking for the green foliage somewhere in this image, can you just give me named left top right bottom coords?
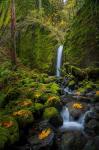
left=64, top=0, right=99, bottom=67
left=13, top=109, right=34, bottom=127
left=0, top=116, right=19, bottom=144
left=34, top=103, right=44, bottom=111
left=45, top=95, right=60, bottom=107
left=47, top=82, right=60, bottom=94
left=0, top=126, right=9, bottom=149
left=43, top=107, right=59, bottom=120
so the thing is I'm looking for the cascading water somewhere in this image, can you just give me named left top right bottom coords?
left=60, top=106, right=91, bottom=131
left=63, top=0, right=68, bottom=3
left=56, top=0, right=68, bottom=77
left=56, top=45, right=63, bottom=77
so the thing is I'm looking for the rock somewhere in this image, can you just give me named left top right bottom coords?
left=83, top=136, right=99, bottom=150
left=45, top=95, right=62, bottom=110
left=86, top=91, right=96, bottom=97
left=93, top=94, right=99, bottom=102
left=49, top=115, right=63, bottom=128
left=43, top=107, right=59, bottom=120
left=12, top=109, right=34, bottom=127
left=83, top=140, right=94, bottom=150
left=38, top=120, right=51, bottom=131
left=60, top=131, right=87, bottom=150
left=28, top=129, right=54, bottom=150
left=33, top=103, right=44, bottom=119
left=84, top=111, right=97, bottom=123
left=84, top=119, right=99, bottom=135
left=0, top=126, right=9, bottom=149
left=60, top=95, right=74, bottom=104
left=67, top=102, right=88, bottom=120
left=68, top=80, right=76, bottom=90
left=94, top=104, right=99, bottom=113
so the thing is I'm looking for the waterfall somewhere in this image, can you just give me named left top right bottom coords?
left=60, top=106, right=91, bottom=131
left=56, top=45, right=63, bottom=77
left=63, top=0, right=68, bottom=4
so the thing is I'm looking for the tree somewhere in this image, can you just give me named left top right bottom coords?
left=10, top=0, right=17, bottom=67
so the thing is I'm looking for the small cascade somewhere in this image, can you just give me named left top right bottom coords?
left=64, top=87, right=73, bottom=95
left=63, top=0, right=68, bottom=3
left=56, top=45, right=63, bottom=77
left=60, top=106, right=91, bottom=131
left=61, top=106, right=69, bottom=121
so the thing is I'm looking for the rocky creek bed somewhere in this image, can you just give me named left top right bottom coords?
left=0, top=64, right=99, bottom=150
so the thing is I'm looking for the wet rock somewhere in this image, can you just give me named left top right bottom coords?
left=84, top=111, right=97, bottom=123
left=86, top=91, right=96, bottom=97
left=38, top=120, right=50, bottom=130
left=28, top=129, right=54, bottom=150
left=60, top=95, right=74, bottom=104
left=60, top=131, right=87, bottom=150
left=84, top=119, right=99, bottom=135
left=49, top=115, right=63, bottom=128
left=83, top=136, right=99, bottom=150
left=94, top=104, right=99, bottom=113
left=67, top=102, right=88, bottom=120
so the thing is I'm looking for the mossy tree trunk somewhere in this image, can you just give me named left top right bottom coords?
left=10, top=0, right=17, bottom=67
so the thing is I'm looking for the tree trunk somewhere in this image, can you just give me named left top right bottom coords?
left=10, top=0, right=17, bottom=67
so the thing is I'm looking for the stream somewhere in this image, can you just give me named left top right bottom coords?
left=60, top=106, right=91, bottom=132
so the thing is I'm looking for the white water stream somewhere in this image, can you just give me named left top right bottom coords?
left=60, top=106, right=91, bottom=131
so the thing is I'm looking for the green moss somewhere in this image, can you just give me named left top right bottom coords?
left=43, top=107, right=59, bottom=120
left=0, top=116, right=19, bottom=144
left=0, top=126, right=9, bottom=149
left=43, top=76, right=56, bottom=84
left=45, top=95, right=60, bottom=107
left=12, top=109, right=34, bottom=127
left=34, top=103, right=44, bottom=111
left=68, top=80, right=76, bottom=89
left=0, top=92, right=6, bottom=107
left=47, top=83, right=60, bottom=94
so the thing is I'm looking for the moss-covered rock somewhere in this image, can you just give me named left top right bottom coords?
left=33, top=103, right=44, bottom=119
left=0, top=116, right=19, bottom=145
left=0, top=126, right=9, bottom=149
left=5, top=99, right=34, bottom=113
left=0, top=92, right=6, bottom=108
left=43, top=107, right=59, bottom=120
left=68, top=80, right=76, bottom=90
left=93, top=91, right=99, bottom=102
left=43, top=76, right=56, bottom=84
left=12, top=109, right=34, bottom=127
left=45, top=95, right=61, bottom=108
left=34, top=103, right=44, bottom=112
left=47, top=82, right=60, bottom=94
left=86, top=68, right=99, bottom=80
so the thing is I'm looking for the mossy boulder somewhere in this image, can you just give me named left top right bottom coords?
left=0, top=126, right=9, bottom=149
left=0, top=116, right=19, bottom=145
left=63, top=63, right=86, bottom=80
left=12, top=109, right=34, bottom=127
left=34, top=103, right=44, bottom=111
left=49, top=115, right=63, bottom=128
left=43, top=107, right=59, bottom=120
left=43, top=76, right=56, bottom=84
left=68, top=80, right=76, bottom=90
left=5, top=99, right=34, bottom=113
left=77, top=80, right=95, bottom=95
left=33, top=103, right=44, bottom=118
left=93, top=91, right=99, bottom=102
left=47, top=82, right=60, bottom=94
left=5, top=87, right=21, bottom=102
left=45, top=95, right=61, bottom=109
left=0, top=92, right=6, bottom=108
left=86, top=68, right=99, bottom=80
